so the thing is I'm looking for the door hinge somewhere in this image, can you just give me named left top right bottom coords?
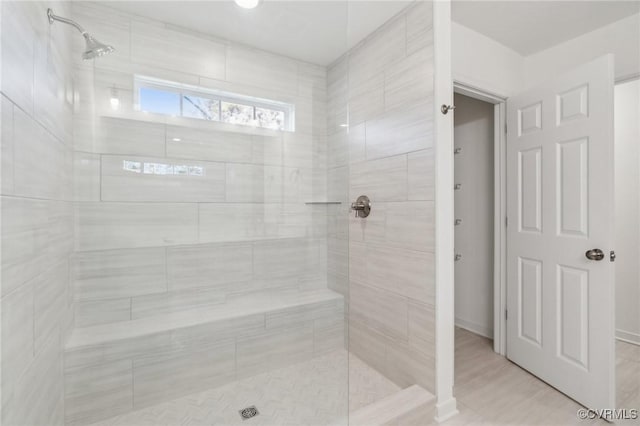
left=505, top=216, right=508, bottom=227
left=505, top=309, right=508, bottom=320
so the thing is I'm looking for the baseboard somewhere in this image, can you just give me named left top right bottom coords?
left=455, top=317, right=493, bottom=339
left=616, top=329, right=640, bottom=346
left=434, top=397, right=459, bottom=423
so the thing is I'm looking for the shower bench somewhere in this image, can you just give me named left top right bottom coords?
left=63, top=288, right=345, bottom=426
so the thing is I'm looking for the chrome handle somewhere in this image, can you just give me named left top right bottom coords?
left=585, top=248, right=605, bottom=261
left=441, top=104, right=456, bottom=115
left=351, top=195, right=371, bottom=218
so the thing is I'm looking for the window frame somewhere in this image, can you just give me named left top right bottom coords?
left=134, top=75, right=295, bottom=131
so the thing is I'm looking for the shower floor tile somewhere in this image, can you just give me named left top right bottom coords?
left=89, top=350, right=399, bottom=426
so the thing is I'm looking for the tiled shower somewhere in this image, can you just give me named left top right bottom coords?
left=1, top=1, right=436, bottom=425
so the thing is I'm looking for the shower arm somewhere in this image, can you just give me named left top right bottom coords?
left=47, top=8, right=88, bottom=36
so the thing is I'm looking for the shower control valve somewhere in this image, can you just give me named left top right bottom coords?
left=351, top=195, right=371, bottom=218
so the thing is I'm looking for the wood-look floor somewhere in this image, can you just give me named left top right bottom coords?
left=444, top=328, right=639, bottom=426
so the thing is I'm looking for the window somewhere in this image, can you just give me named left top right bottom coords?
left=135, top=76, right=294, bottom=131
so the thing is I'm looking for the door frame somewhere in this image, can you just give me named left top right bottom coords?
left=452, top=81, right=508, bottom=356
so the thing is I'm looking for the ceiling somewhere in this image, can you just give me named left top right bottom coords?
left=107, top=1, right=411, bottom=66
left=106, top=0, right=640, bottom=65
left=452, top=0, right=640, bottom=56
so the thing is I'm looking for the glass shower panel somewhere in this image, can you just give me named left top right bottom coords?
left=1, top=0, right=437, bottom=424
left=66, top=1, right=350, bottom=425
left=343, top=0, right=438, bottom=411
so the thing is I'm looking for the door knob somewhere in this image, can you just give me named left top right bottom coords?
left=585, top=248, right=605, bottom=261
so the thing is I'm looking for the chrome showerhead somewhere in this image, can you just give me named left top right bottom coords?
left=82, top=33, right=115, bottom=60
left=47, top=8, right=115, bottom=60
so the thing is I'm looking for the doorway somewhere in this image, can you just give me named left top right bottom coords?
left=614, top=77, right=640, bottom=414
left=453, top=93, right=496, bottom=341
left=452, top=68, right=638, bottom=420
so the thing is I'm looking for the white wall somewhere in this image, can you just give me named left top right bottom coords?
left=615, top=79, right=640, bottom=345
left=453, top=13, right=640, bottom=98
left=453, top=93, right=494, bottom=339
left=525, top=14, right=640, bottom=87
left=452, top=21, right=525, bottom=98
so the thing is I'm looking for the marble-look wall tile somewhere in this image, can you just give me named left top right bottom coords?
left=283, top=132, right=314, bottom=170
left=251, top=133, right=285, bottom=166
left=3, top=332, right=65, bottom=426
left=327, top=165, right=349, bottom=205
left=362, top=243, right=434, bottom=305
left=13, top=108, right=72, bottom=200
left=131, top=286, right=226, bottom=319
left=314, top=316, right=345, bottom=355
left=132, top=342, right=236, bottom=408
left=348, top=123, right=366, bottom=165
left=34, top=260, right=69, bottom=352
left=364, top=100, right=432, bottom=161
left=253, top=238, right=324, bottom=280
left=33, top=21, right=74, bottom=145
left=349, top=282, right=408, bottom=342
left=48, top=200, right=74, bottom=259
left=385, top=341, right=435, bottom=391
left=266, top=298, right=343, bottom=329
left=408, top=148, right=435, bottom=201
left=101, top=154, right=226, bottom=202
left=1, top=2, right=75, bottom=424
left=1, top=196, right=49, bottom=297
left=348, top=318, right=388, bottom=375
left=327, top=128, right=349, bottom=169
left=352, top=201, right=435, bottom=252
left=348, top=13, right=406, bottom=89
left=350, top=154, right=407, bottom=202
left=64, top=331, right=173, bottom=370
left=1, top=96, right=15, bottom=195
left=91, top=117, right=165, bottom=156
left=198, top=203, right=284, bottom=243
left=384, top=47, right=434, bottom=112
left=167, top=243, right=252, bottom=291
left=0, top=1, right=37, bottom=114
left=348, top=74, right=384, bottom=126
left=297, top=62, right=327, bottom=101
left=236, top=323, right=315, bottom=378
left=74, top=152, right=101, bottom=201
left=64, top=360, right=134, bottom=426
left=225, top=163, right=282, bottom=203
left=75, top=298, right=132, bottom=327
left=406, top=2, right=434, bottom=55
left=408, top=300, right=435, bottom=355
left=165, top=125, right=254, bottom=163
left=1, top=280, right=35, bottom=407
left=295, top=97, right=328, bottom=136
left=131, top=20, right=226, bottom=81
left=226, top=44, right=298, bottom=98
left=334, top=1, right=435, bottom=393
left=169, top=314, right=266, bottom=353
left=73, top=247, right=167, bottom=300
left=75, top=202, right=198, bottom=250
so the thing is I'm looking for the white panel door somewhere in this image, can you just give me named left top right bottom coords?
left=506, top=55, right=615, bottom=410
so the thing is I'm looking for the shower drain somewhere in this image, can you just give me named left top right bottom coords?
left=239, top=406, right=260, bottom=421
